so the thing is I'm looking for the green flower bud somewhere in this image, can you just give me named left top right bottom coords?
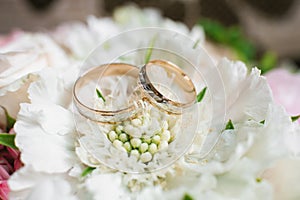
left=139, top=143, right=149, bottom=153
left=162, top=121, right=168, bottom=130
left=149, top=143, right=158, bottom=154
left=108, top=131, right=117, bottom=142
left=123, top=142, right=132, bottom=152
left=115, top=125, right=124, bottom=134
left=142, top=136, right=152, bottom=144
left=152, top=135, right=161, bottom=145
left=119, top=133, right=128, bottom=142
left=140, top=152, right=152, bottom=163
left=130, top=138, right=142, bottom=148
left=113, top=140, right=125, bottom=152
left=161, top=130, right=171, bottom=142
left=130, top=149, right=140, bottom=158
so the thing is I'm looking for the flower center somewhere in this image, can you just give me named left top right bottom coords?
left=105, top=105, right=176, bottom=163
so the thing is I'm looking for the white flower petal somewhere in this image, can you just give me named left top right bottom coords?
left=0, top=51, right=47, bottom=92
left=246, top=104, right=291, bottom=169
left=216, top=58, right=272, bottom=122
left=262, top=158, right=300, bottom=200
left=15, top=103, right=76, bottom=173
left=0, top=33, right=69, bottom=68
left=85, top=173, right=130, bottom=200
left=9, top=166, right=78, bottom=200
left=28, top=67, right=79, bottom=107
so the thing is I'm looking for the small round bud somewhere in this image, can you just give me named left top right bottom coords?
left=161, top=130, right=171, bottom=142
left=152, top=135, right=161, bottom=145
left=142, top=136, right=151, bottom=144
left=108, top=131, right=117, bottom=142
left=113, top=140, right=125, bottom=152
left=131, top=118, right=142, bottom=127
left=162, top=121, right=168, bottom=130
left=119, top=133, right=128, bottom=142
left=140, top=152, right=152, bottom=163
left=123, top=142, right=132, bottom=152
left=125, top=124, right=141, bottom=137
left=115, top=125, right=124, bottom=134
left=149, top=143, right=158, bottom=154
left=158, top=141, right=168, bottom=151
left=130, top=149, right=140, bottom=158
left=130, top=138, right=142, bottom=148
left=139, top=143, right=149, bottom=153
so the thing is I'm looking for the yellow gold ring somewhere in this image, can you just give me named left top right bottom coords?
left=73, top=63, right=140, bottom=124
left=139, top=60, right=197, bottom=115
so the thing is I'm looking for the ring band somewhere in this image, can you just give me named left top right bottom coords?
left=73, top=60, right=197, bottom=123
left=139, top=60, right=196, bottom=114
left=73, top=63, right=140, bottom=124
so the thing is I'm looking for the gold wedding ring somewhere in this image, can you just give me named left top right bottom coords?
left=139, top=60, right=196, bottom=115
left=73, top=60, right=197, bottom=123
left=73, top=63, right=140, bottom=123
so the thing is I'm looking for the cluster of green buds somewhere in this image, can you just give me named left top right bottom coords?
left=107, top=119, right=173, bottom=163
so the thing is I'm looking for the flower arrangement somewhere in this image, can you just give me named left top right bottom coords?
left=0, top=5, right=299, bottom=200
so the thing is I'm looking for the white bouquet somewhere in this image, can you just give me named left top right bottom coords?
left=0, top=6, right=299, bottom=200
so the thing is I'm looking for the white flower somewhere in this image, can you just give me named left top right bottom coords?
left=13, top=67, right=78, bottom=174
left=85, top=173, right=130, bottom=200
left=7, top=5, right=300, bottom=200
left=52, top=17, right=120, bottom=59
left=0, top=51, right=46, bottom=96
left=8, top=166, right=78, bottom=200
left=0, top=33, right=72, bottom=117
left=0, top=33, right=69, bottom=68
left=113, top=5, right=205, bottom=44
left=15, top=103, right=76, bottom=173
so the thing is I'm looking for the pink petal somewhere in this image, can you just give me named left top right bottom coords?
left=0, top=166, right=10, bottom=180
left=266, top=69, right=300, bottom=122
left=6, top=147, right=19, bottom=160
left=0, top=31, right=23, bottom=48
left=0, top=180, right=9, bottom=200
left=13, top=158, right=22, bottom=171
left=0, top=157, right=13, bottom=175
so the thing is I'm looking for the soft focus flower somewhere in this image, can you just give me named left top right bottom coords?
left=9, top=166, right=78, bottom=200
left=10, top=55, right=298, bottom=199
left=2, top=5, right=299, bottom=200
left=0, top=129, right=22, bottom=200
left=0, top=32, right=76, bottom=117
left=0, top=51, right=47, bottom=96
left=0, top=31, right=23, bottom=48
left=266, top=68, right=300, bottom=122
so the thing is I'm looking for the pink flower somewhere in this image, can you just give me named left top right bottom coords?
left=0, top=181, right=9, bottom=200
left=0, top=129, right=22, bottom=200
left=266, top=68, right=300, bottom=122
left=0, top=30, right=22, bottom=48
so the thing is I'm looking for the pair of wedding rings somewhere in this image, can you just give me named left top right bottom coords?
left=73, top=60, right=197, bottom=123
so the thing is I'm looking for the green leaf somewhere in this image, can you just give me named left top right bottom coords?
left=1, top=106, right=16, bottom=131
left=96, top=88, right=106, bottom=102
left=260, top=120, right=265, bottom=124
left=182, top=193, right=194, bottom=200
left=81, top=166, right=96, bottom=177
left=0, top=133, right=18, bottom=149
left=225, top=119, right=234, bottom=130
left=144, top=35, right=157, bottom=63
left=198, top=19, right=256, bottom=63
left=196, top=87, right=207, bottom=102
left=291, top=115, right=300, bottom=122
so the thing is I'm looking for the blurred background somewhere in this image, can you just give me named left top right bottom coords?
left=0, top=0, right=299, bottom=68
